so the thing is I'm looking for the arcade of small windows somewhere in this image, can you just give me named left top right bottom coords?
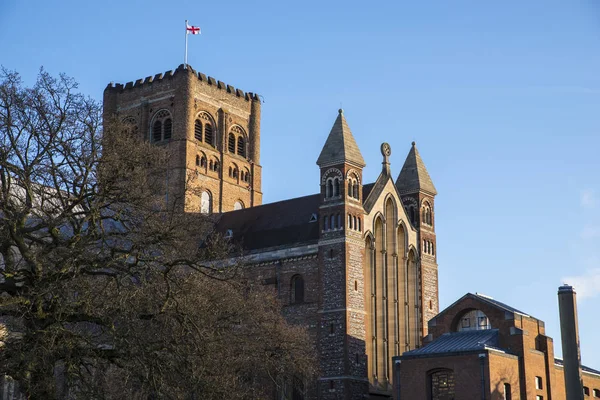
left=194, top=112, right=215, bottom=147
left=347, top=214, right=362, bottom=232
left=422, top=202, right=433, bottom=226
left=423, top=240, right=435, bottom=255
left=325, top=177, right=341, bottom=199
left=196, top=154, right=207, bottom=168
left=347, top=177, right=359, bottom=200
left=196, top=154, right=220, bottom=173
left=323, top=213, right=342, bottom=231
left=228, top=126, right=247, bottom=158
left=208, top=158, right=219, bottom=172
left=229, top=165, right=239, bottom=179
left=151, top=110, right=172, bottom=142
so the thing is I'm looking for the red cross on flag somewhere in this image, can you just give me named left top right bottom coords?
left=186, top=23, right=201, bottom=35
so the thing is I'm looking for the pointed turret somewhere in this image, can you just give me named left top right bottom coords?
left=396, top=141, right=437, bottom=195
left=316, top=109, right=365, bottom=168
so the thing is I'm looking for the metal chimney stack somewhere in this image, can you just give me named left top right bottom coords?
left=558, top=284, right=584, bottom=400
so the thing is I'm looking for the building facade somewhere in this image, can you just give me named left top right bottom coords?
left=104, top=65, right=440, bottom=399
left=394, top=291, right=600, bottom=400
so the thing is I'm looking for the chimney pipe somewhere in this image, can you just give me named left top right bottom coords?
left=558, top=284, right=584, bottom=400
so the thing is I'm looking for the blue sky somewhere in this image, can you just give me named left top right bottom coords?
left=2, top=0, right=599, bottom=364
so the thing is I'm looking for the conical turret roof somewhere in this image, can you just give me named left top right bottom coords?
left=316, top=109, right=365, bottom=168
left=396, top=142, right=437, bottom=195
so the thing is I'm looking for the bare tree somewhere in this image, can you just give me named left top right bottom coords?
left=0, top=68, right=316, bottom=400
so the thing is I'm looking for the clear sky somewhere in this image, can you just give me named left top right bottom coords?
left=2, top=0, right=599, bottom=364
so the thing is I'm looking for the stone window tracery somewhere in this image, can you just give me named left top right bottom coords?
left=150, top=109, right=172, bottom=142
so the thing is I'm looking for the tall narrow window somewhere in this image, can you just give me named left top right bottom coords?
left=163, top=118, right=172, bottom=139
left=348, top=180, right=352, bottom=196
left=334, top=178, right=340, bottom=196
left=337, top=214, right=341, bottom=230
left=228, top=133, right=236, bottom=153
left=348, top=214, right=353, bottom=229
left=353, top=216, right=357, bottom=230
left=330, top=215, right=336, bottom=230
left=200, top=191, right=212, bottom=214
left=204, top=123, right=214, bottom=146
left=324, top=215, right=329, bottom=231
left=503, top=383, right=512, bottom=400
left=353, top=182, right=359, bottom=199
left=194, top=120, right=203, bottom=141
left=195, top=155, right=200, bottom=166
left=291, top=275, right=304, bottom=304
left=326, top=180, right=333, bottom=198
left=152, top=120, right=162, bottom=142
left=357, top=218, right=361, bottom=232
left=237, top=136, right=246, bottom=157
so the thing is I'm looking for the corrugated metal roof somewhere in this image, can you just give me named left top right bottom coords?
left=554, top=358, right=600, bottom=376
left=403, top=329, right=499, bottom=356
left=472, top=293, right=530, bottom=317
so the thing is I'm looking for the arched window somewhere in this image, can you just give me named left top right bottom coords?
left=237, top=136, right=246, bottom=157
left=121, top=116, right=138, bottom=136
left=242, top=168, right=250, bottom=182
left=348, top=180, right=352, bottom=195
left=429, top=369, right=455, bottom=400
left=200, top=191, right=212, bottom=214
left=200, top=156, right=207, bottom=168
left=334, top=178, right=340, bottom=196
left=409, top=206, right=416, bottom=225
left=353, top=216, right=357, bottom=231
left=228, top=166, right=233, bottom=177
left=330, top=215, right=336, bottom=230
left=456, top=309, right=491, bottom=332
left=194, top=120, right=203, bottom=141
left=357, top=218, right=361, bottom=232
left=324, top=215, right=329, bottom=231
left=228, top=133, right=236, bottom=153
left=232, top=167, right=239, bottom=179
left=204, top=123, right=214, bottom=146
left=151, top=110, right=172, bottom=142
left=212, top=160, right=220, bottom=172
left=195, top=155, right=200, bottom=166
left=348, top=214, right=353, bottom=229
left=233, top=200, right=244, bottom=210
left=353, top=182, right=359, bottom=199
left=326, top=179, right=333, bottom=198
left=431, top=243, right=435, bottom=256
left=337, top=213, right=341, bottom=229
left=291, top=275, right=305, bottom=304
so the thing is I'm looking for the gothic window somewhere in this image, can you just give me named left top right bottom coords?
left=200, top=191, right=212, bottom=214
left=291, top=275, right=304, bottom=304
left=151, top=110, right=172, bottom=142
left=194, top=120, right=203, bottom=141
left=233, top=200, right=244, bottom=210
left=204, top=123, right=214, bottom=146
left=121, top=116, right=138, bottom=136
left=334, top=178, right=340, bottom=196
left=429, top=369, right=455, bottom=400
left=237, top=136, right=246, bottom=157
left=228, top=133, right=236, bottom=153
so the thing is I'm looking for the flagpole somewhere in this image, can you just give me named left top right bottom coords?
left=184, top=20, right=188, bottom=68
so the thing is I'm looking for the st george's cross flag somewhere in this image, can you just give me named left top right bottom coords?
left=186, top=23, right=201, bottom=35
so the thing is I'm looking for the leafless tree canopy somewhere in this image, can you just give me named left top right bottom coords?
left=0, top=68, right=316, bottom=399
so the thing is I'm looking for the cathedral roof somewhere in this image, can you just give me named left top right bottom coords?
left=316, top=109, right=366, bottom=168
left=395, top=142, right=437, bottom=196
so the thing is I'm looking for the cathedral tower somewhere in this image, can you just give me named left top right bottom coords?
left=396, top=142, right=438, bottom=337
left=103, top=64, right=262, bottom=214
left=316, top=109, right=369, bottom=399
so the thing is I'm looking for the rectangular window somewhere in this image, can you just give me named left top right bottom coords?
left=503, top=383, right=512, bottom=400
left=461, top=318, right=470, bottom=328
left=536, top=396, right=543, bottom=400
left=535, top=376, right=543, bottom=390
left=478, top=316, right=488, bottom=327
left=593, top=388, right=600, bottom=397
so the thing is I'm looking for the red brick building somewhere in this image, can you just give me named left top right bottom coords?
left=393, top=292, right=600, bottom=400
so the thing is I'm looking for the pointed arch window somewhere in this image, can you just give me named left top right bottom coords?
left=233, top=200, right=244, bottom=210
left=163, top=118, right=172, bottom=139
left=291, top=275, right=305, bottom=304
left=151, top=110, right=172, bottom=142
left=152, top=120, right=162, bottom=142
left=194, top=120, right=203, bottom=141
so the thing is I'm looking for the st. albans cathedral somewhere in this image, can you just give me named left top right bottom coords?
left=102, top=64, right=600, bottom=400
left=104, top=64, right=437, bottom=399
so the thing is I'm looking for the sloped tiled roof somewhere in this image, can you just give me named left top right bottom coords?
left=316, top=109, right=365, bottom=168
left=403, top=329, right=500, bottom=356
left=215, top=194, right=321, bottom=251
left=395, top=142, right=437, bottom=195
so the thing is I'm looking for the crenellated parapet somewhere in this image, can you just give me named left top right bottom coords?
left=104, top=64, right=260, bottom=102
